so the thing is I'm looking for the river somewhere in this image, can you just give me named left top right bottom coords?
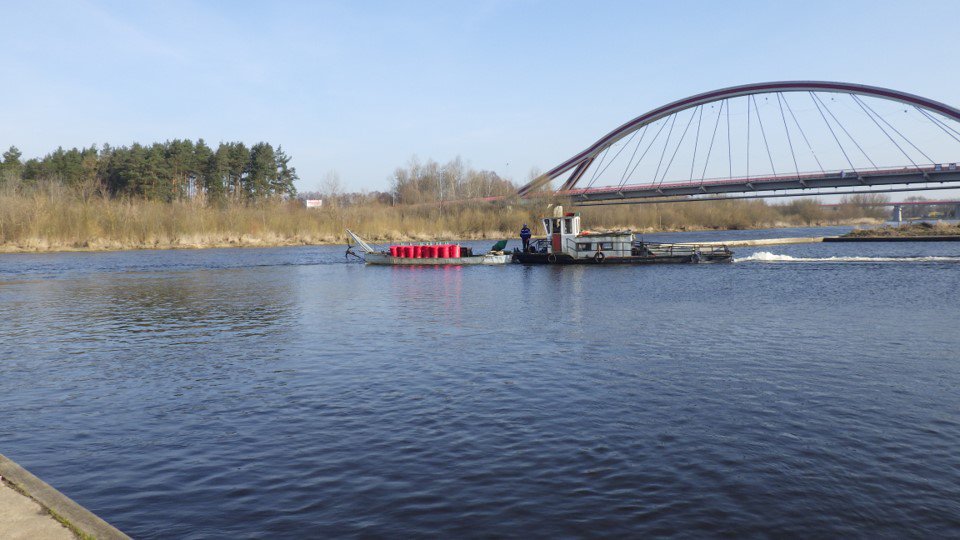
left=1, top=226, right=959, bottom=538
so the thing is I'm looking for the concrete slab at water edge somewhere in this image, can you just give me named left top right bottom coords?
left=0, top=453, right=129, bottom=540
left=0, top=481, right=75, bottom=540
left=694, top=237, right=825, bottom=247
left=824, top=235, right=960, bottom=242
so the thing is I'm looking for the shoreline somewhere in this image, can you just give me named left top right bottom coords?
left=824, top=235, right=960, bottom=242
left=0, top=222, right=875, bottom=255
left=0, top=453, right=129, bottom=539
left=829, top=222, right=960, bottom=242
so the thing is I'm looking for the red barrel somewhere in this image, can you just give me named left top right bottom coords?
left=450, top=244, right=461, bottom=258
left=426, top=245, right=437, bottom=258
left=437, top=245, right=448, bottom=258
left=389, top=246, right=399, bottom=257
left=403, top=246, right=414, bottom=258
left=418, top=245, right=427, bottom=258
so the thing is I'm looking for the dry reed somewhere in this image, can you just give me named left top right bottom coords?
left=0, top=183, right=881, bottom=252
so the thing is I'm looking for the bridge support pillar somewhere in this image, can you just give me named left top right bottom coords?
left=892, top=205, right=902, bottom=223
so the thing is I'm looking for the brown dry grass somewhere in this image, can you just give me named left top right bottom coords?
left=0, top=183, right=881, bottom=252
left=845, top=221, right=960, bottom=238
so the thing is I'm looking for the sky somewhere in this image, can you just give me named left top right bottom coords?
left=3, top=0, right=960, bottom=196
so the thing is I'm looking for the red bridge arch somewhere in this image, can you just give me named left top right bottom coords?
left=517, top=81, right=960, bottom=196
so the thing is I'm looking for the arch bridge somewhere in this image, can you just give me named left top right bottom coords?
left=518, top=82, right=960, bottom=205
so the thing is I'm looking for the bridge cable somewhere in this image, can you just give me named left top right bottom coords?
left=726, top=99, right=732, bottom=179
left=917, top=107, right=960, bottom=141
left=689, top=104, right=705, bottom=182
left=853, top=95, right=934, bottom=166
left=585, top=127, right=642, bottom=189
left=751, top=95, right=778, bottom=176
left=782, top=93, right=825, bottom=175
left=658, top=106, right=700, bottom=186
left=615, top=124, right=648, bottom=189
left=652, top=113, right=679, bottom=186
left=850, top=94, right=922, bottom=172
left=746, top=96, right=751, bottom=178
left=857, top=97, right=935, bottom=163
left=623, top=119, right=669, bottom=187
left=612, top=126, right=648, bottom=190
left=584, top=146, right=612, bottom=189
left=914, top=107, right=960, bottom=145
left=700, top=100, right=725, bottom=182
left=776, top=93, right=801, bottom=179
left=813, top=93, right=877, bottom=169
left=809, top=91, right=858, bottom=174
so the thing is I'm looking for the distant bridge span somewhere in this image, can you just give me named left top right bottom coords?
left=820, top=199, right=960, bottom=208
left=518, top=81, right=960, bottom=203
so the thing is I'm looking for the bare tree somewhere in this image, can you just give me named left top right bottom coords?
left=321, top=170, right=342, bottom=207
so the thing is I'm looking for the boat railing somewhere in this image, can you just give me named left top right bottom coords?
left=637, top=241, right=731, bottom=257
left=391, top=240, right=460, bottom=246
left=563, top=236, right=633, bottom=258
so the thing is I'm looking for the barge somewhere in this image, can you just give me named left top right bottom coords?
left=512, top=209, right=733, bottom=265
left=346, top=230, right=512, bottom=265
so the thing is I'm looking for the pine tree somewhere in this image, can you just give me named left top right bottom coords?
left=2, top=146, right=23, bottom=179
left=247, top=142, right=276, bottom=199
left=273, top=146, right=298, bottom=197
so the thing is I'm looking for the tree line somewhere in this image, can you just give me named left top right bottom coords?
left=390, top=157, right=519, bottom=205
left=296, top=157, right=524, bottom=209
left=0, top=140, right=298, bottom=201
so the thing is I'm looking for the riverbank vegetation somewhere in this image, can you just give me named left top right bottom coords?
left=1, top=140, right=297, bottom=201
left=844, top=221, right=960, bottom=238
left=0, top=147, right=889, bottom=252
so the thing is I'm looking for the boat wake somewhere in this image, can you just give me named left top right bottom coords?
left=734, top=251, right=960, bottom=263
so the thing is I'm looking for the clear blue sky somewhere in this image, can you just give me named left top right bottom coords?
left=3, top=0, right=959, bottom=193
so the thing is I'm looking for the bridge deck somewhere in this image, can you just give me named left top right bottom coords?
left=561, top=165, right=960, bottom=202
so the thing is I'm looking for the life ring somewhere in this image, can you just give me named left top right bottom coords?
left=547, top=253, right=557, bottom=263
left=593, top=252, right=605, bottom=263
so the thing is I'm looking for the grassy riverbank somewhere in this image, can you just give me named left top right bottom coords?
left=844, top=222, right=960, bottom=238
left=0, top=185, right=883, bottom=253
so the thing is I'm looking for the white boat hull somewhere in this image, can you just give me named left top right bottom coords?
left=365, top=252, right=511, bottom=265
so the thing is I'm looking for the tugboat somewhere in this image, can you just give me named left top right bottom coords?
left=512, top=207, right=733, bottom=265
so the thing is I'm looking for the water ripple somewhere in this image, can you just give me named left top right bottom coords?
left=1, top=236, right=959, bottom=537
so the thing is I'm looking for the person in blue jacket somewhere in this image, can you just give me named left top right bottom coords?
left=520, top=224, right=532, bottom=252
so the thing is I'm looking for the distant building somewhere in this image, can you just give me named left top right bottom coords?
left=305, top=199, right=323, bottom=209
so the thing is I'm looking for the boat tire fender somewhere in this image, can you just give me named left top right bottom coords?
left=594, top=252, right=605, bottom=263
left=547, top=253, right=557, bottom=263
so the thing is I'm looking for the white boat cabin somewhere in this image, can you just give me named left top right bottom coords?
left=541, top=207, right=633, bottom=260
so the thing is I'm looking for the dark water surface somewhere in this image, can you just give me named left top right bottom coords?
left=2, top=227, right=959, bottom=538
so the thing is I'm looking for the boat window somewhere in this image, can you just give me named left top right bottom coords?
left=564, top=218, right=572, bottom=234
left=576, top=242, right=592, bottom=251
left=598, top=242, right=613, bottom=250
left=553, top=219, right=562, bottom=234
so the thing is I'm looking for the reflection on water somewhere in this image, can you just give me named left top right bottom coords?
left=1, top=234, right=959, bottom=538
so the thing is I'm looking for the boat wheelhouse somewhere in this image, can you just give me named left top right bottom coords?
left=512, top=207, right=733, bottom=265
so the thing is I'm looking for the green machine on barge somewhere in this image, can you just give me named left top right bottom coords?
left=512, top=207, right=733, bottom=265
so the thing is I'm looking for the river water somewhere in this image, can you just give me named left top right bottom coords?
left=1, top=226, right=959, bottom=538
